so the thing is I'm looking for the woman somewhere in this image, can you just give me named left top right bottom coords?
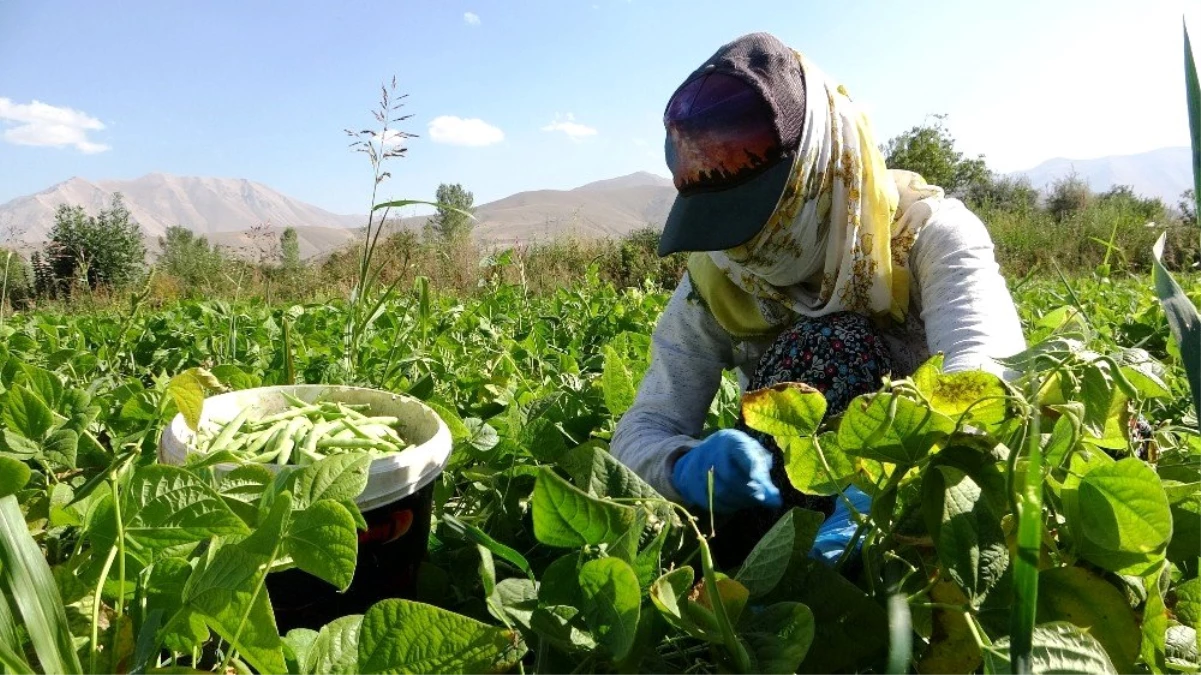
left=610, top=32, right=1027, bottom=567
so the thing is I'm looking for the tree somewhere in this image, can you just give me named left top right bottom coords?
left=428, top=183, right=475, bottom=240
left=1098, top=185, right=1165, bottom=223
left=1046, top=172, right=1093, bottom=222
left=157, top=225, right=224, bottom=288
left=964, top=175, right=1040, bottom=213
left=1179, top=189, right=1196, bottom=226
left=882, top=114, right=991, bottom=197
left=45, top=193, right=146, bottom=292
left=0, top=247, right=34, bottom=310
left=280, top=227, right=300, bottom=269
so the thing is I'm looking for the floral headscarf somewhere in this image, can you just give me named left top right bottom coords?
left=700, top=50, right=944, bottom=327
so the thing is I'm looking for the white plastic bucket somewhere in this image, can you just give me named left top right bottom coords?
left=159, top=384, right=455, bottom=629
left=158, top=384, right=453, bottom=512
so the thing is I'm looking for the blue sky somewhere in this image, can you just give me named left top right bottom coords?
left=1, top=0, right=1198, bottom=217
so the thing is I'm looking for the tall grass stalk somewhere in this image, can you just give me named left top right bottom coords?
left=342, top=77, right=473, bottom=376
left=0, top=250, right=11, bottom=329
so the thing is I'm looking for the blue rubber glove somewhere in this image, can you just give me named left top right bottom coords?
left=809, top=485, right=873, bottom=565
left=671, top=429, right=782, bottom=514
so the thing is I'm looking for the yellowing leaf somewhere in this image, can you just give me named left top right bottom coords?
left=742, top=382, right=827, bottom=439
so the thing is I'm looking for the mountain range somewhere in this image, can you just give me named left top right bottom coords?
left=0, top=146, right=1190, bottom=259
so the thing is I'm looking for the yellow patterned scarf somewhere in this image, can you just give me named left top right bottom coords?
left=687, top=51, right=944, bottom=338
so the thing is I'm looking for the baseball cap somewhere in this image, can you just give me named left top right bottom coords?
left=657, top=32, right=806, bottom=257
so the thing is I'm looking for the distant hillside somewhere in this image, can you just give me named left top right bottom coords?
left=1013, top=146, right=1191, bottom=205
left=0, top=171, right=678, bottom=259
left=388, top=171, right=677, bottom=246
left=4, top=146, right=1188, bottom=264
left=0, top=173, right=362, bottom=258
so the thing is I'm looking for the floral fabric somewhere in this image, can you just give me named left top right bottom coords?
left=701, top=49, right=944, bottom=326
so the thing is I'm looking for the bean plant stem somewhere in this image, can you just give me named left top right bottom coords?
left=89, top=544, right=119, bottom=674
left=110, top=473, right=128, bottom=667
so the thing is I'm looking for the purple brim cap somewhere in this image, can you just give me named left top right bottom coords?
left=657, top=32, right=805, bottom=257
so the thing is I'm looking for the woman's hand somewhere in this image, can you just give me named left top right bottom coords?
left=670, top=429, right=782, bottom=513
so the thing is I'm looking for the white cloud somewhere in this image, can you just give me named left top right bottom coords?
left=541, top=113, right=597, bottom=141
left=463, top=11, right=480, bottom=25
left=428, top=115, right=504, bottom=147
left=0, top=97, right=110, bottom=153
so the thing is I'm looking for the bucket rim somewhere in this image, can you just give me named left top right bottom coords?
left=157, top=384, right=454, bottom=508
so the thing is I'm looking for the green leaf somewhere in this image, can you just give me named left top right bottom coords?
left=577, top=557, right=641, bottom=661
left=283, top=628, right=319, bottom=675
left=463, top=419, right=499, bottom=453
left=1176, top=577, right=1201, bottom=628
left=1169, top=494, right=1201, bottom=571
left=2, top=385, right=53, bottom=440
left=426, top=401, right=468, bottom=443
left=0, top=457, right=29, bottom=498
left=924, top=465, right=1009, bottom=606
left=1165, top=624, right=1199, bottom=671
left=306, top=614, right=362, bottom=675
left=1044, top=408, right=1083, bottom=468
left=530, top=468, right=637, bottom=549
left=1077, top=458, right=1173, bottom=564
left=558, top=442, right=663, bottom=502
left=735, top=508, right=823, bottom=599
left=211, top=364, right=258, bottom=391
left=356, top=599, right=524, bottom=674
left=165, top=369, right=212, bottom=433
left=926, top=369, right=1012, bottom=429
left=0, top=429, right=39, bottom=459
left=1036, top=567, right=1140, bottom=673
left=529, top=605, right=597, bottom=653
left=1113, top=348, right=1172, bottom=399
left=286, top=453, right=371, bottom=510
left=742, top=382, right=827, bottom=439
left=181, top=494, right=290, bottom=675
left=781, top=433, right=855, bottom=496
left=838, top=392, right=954, bottom=464
left=634, top=524, right=669, bottom=589
left=1142, top=565, right=1171, bottom=672
left=649, top=567, right=705, bottom=637
left=490, top=578, right=537, bottom=632
left=0, top=495, right=82, bottom=674
left=286, top=500, right=358, bottom=592
left=1148, top=230, right=1201, bottom=425
left=49, top=483, right=82, bottom=528
left=42, top=428, right=78, bottom=469
left=776, top=557, right=889, bottom=674
left=984, top=621, right=1118, bottom=674
left=1080, top=363, right=1117, bottom=439
left=912, top=353, right=946, bottom=398
left=123, top=465, right=249, bottom=551
left=143, top=557, right=194, bottom=653
left=1187, top=21, right=1201, bottom=202
left=601, top=345, right=638, bottom=417
left=739, top=602, right=816, bottom=675
left=538, top=553, right=581, bottom=608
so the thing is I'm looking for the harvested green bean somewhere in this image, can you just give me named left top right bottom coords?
left=196, top=394, right=413, bottom=466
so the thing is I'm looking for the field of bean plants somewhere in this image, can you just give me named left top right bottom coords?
left=2, top=21, right=1200, bottom=675
left=0, top=266, right=1198, bottom=674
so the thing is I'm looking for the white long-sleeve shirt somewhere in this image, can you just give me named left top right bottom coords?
left=610, top=197, right=1028, bottom=502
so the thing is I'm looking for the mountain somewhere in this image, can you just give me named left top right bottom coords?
left=0, top=174, right=363, bottom=258
left=0, top=171, right=678, bottom=258
left=472, top=172, right=676, bottom=245
left=1012, top=147, right=1192, bottom=205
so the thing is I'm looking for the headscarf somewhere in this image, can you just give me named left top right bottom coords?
left=689, top=50, right=945, bottom=334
